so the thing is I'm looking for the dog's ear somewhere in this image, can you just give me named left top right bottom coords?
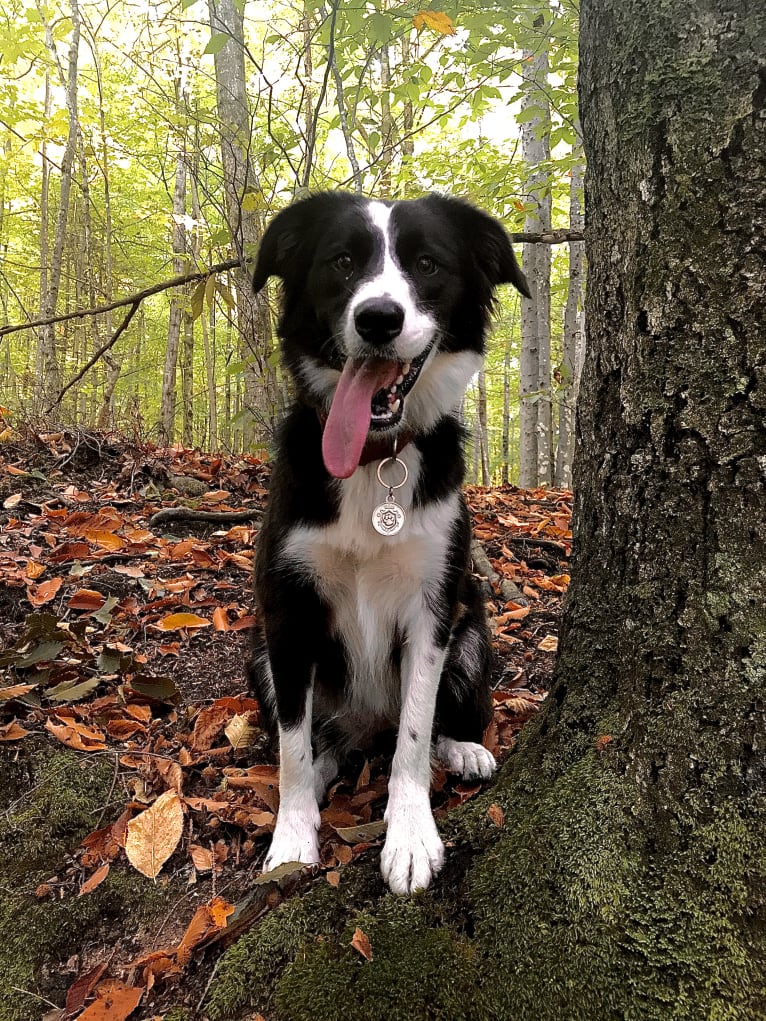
left=426, top=195, right=531, bottom=300
left=473, top=211, right=531, bottom=299
left=252, top=203, right=304, bottom=294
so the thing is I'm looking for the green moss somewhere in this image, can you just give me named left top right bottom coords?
left=277, top=899, right=481, bottom=1021
left=0, top=742, right=174, bottom=1021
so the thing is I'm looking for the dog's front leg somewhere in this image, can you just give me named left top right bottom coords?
left=261, top=592, right=321, bottom=872
left=381, top=617, right=446, bottom=894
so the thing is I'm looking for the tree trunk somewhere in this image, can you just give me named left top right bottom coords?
left=158, top=149, right=187, bottom=445
left=477, top=370, right=490, bottom=486
left=35, top=0, right=81, bottom=410
left=518, top=14, right=552, bottom=487
left=208, top=0, right=277, bottom=445
left=205, top=3, right=766, bottom=1018
left=501, top=330, right=512, bottom=485
left=554, top=131, right=584, bottom=489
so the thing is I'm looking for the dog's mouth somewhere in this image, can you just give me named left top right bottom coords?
left=322, top=349, right=430, bottom=479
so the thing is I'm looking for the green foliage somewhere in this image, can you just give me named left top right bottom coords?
left=0, top=0, right=580, bottom=470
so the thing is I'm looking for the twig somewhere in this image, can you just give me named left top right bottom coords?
left=511, top=229, right=584, bottom=244
left=149, top=507, right=263, bottom=527
left=46, top=300, right=140, bottom=413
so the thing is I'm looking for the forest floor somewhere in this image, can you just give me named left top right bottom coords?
left=0, top=427, right=571, bottom=1021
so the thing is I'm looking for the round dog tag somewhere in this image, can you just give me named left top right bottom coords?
left=372, top=500, right=406, bottom=535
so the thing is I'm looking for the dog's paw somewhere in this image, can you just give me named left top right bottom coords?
left=381, top=803, right=444, bottom=895
left=436, top=736, right=496, bottom=780
left=263, top=808, right=320, bottom=872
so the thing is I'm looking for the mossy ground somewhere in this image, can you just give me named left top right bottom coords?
left=0, top=740, right=174, bottom=1021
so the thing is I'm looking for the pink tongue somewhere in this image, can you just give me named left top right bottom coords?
left=322, top=359, right=398, bottom=478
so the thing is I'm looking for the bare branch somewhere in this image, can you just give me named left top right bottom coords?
left=0, top=259, right=242, bottom=340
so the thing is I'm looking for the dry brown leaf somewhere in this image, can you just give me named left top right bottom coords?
left=68, top=588, right=107, bottom=610
left=224, top=713, right=257, bottom=750
left=0, top=721, right=31, bottom=741
left=45, top=717, right=107, bottom=751
left=26, top=576, right=63, bottom=607
left=487, top=803, right=505, bottom=828
left=0, top=683, right=37, bottom=701
left=125, top=790, right=184, bottom=879
left=212, top=605, right=230, bottom=631
left=190, top=844, right=213, bottom=872
left=326, top=870, right=341, bottom=887
left=176, top=896, right=235, bottom=966
left=351, top=926, right=373, bottom=961
left=537, top=634, right=559, bottom=652
left=191, top=703, right=230, bottom=750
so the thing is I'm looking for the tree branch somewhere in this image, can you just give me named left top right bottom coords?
left=0, top=258, right=242, bottom=340
left=510, top=229, right=584, bottom=244
left=45, top=299, right=141, bottom=413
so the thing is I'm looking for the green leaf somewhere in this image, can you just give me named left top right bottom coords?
left=204, top=33, right=230, bottom=55
left=190, top=279, right=206, bottom=321
left=46, top=677, right=100, bottom=702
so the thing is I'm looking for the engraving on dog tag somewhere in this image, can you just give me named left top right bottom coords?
left=372, top=499, right=406, bottom=535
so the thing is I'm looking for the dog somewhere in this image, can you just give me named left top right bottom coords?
left=247, top=192, right=530, bottom=894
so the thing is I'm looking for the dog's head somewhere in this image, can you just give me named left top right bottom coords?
left=253, top=192, right=529, bottom=478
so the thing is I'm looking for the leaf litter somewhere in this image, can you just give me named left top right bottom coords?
left=0, top=433, right=570, bottom=1017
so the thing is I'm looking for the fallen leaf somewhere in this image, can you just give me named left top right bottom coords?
left=45, top=717, right=107, bottom=751
left=79, top=862, right=110, bottom=896
left=176, top=896, right=235, bottom=966
left=3, top=492, right=22, bottom=509
left=155, top=612, right=211, bottom=631
left=26, top=576, right=63, bottom=607
left=0, top=685, right=36, bottom=701
left=125, top=790, right=184, bottom=879
left=537, top=634, right=559, bottom=652
left=487, top=803, right=505, bottom=827
left=351, top=926, right=373, bottom=961
left=326, top=870, right=340, bottom=887
left=0, top=721, right=30, bottom=741
left=212, top=605, right=230, bottom=631
left=224, top=713, right=258, bottom=749
left=335, top=820, right=387, bottom=844
left=190, top=844, right=213, bottom=872
left=77, top=979, right=143, bottom=1021
left=64, top=963, right=107, bottom=1018
left=67, top=588, right=107, bottom=610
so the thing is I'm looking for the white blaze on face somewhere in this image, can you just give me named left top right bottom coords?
left=343, top=201, right=437, bottom=361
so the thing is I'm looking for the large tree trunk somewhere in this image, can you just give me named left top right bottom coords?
left=205, top=2, right=766, bottom=1018
left=554, top=131, right=584, bottom=489
left=158, top=148, right=187, bottom=446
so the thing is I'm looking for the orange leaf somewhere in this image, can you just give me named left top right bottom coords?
left=45, top=717, right=107, bottom=751
left=487, top=803, right=505, bottom=828
left=190, top=844, right=213, bottom=872
left=412, top=10, right=456, bottom=34
left=26, top=576, right=63, bottom=607
left=212, top=606, right=230, bottom=631
left=77, top=979, right=143, bottom=1021
left=351, top=926, right=373, bottom=961
left=68, top=588, right=107, bottom=610
left=79, top=862, right=110, bottom=896
left=83, top=530, right=127, bottom=550
left=155, top=612, right=212, bottom=631
left=0, top=721, right=30, bottom=741
left=176, top=896, right=234, bottom=966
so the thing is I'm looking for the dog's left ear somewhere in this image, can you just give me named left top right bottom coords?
left=252, top=202, right=304, bottom=294
left=466, top=204, right=531, bottom=299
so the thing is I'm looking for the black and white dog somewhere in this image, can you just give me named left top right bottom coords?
left=248, top=192, right=529, bottom=894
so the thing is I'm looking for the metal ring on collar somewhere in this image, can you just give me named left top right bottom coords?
left=376, top=455, right=408, bottom=490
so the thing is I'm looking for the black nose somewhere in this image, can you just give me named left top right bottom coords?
left=354, top=298, right=404, bottom=345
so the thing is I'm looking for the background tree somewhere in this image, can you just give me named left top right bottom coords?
left=203, top=0, right=766, bottom=1016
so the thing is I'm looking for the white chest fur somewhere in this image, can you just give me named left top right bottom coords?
left=279, top=448, right=459, bottom=732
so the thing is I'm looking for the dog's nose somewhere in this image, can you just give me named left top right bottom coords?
left=354, top=298, right=405, bottom=345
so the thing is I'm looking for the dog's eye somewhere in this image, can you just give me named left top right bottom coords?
left=416, top=255, right=438, bottom=276
left=333, top=253, right=353, bottom=274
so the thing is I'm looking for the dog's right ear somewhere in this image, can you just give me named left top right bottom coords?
left=252, top=204, right=303, bottom=294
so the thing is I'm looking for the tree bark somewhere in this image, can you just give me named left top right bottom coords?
left=518, top=14, right=552, bottom=487
left=208, top=0, right=277, bottom=445
left=554, top=130, right=584, bottom=488
left=206, top=2, right=766, bottom=1018
left=35, top=0, right=81, bottom=409
left=158, top=148, right=187, bottom=445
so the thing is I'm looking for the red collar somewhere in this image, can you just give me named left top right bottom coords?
left=316, top=411, right=414, bottom=467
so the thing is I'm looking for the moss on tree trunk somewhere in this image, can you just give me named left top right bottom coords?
left=207, top=3, right=766, bottom=1018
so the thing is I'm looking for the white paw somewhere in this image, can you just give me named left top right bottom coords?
left=263, top=806, right=320, bottom=871
left=381, top=800, right=444, bottom=895
left=436, top=737, right=496, bottom=780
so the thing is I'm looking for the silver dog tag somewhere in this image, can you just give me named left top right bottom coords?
left=372, top=499, right=406, bottom=535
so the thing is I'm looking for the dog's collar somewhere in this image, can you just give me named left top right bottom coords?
left=316, top=410, right=414, bottom=468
